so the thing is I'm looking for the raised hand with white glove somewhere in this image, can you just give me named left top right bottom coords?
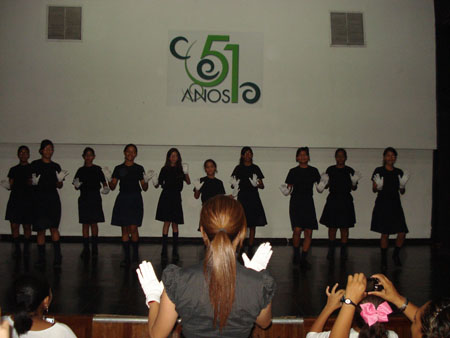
left=136, top=261, right=164, bottom=307
left=316, top=173, right=329, bottom=193
left=182, top=163, right=189, bottom=175
left=249, top=174, right=259, bottom=187
left=0, top=179, right=10, bottom=190
left=31, top=173, right=40, bottom=186
left=279, top=183, right=291, bottom=196
left=398, top=171, right=410, bottom=189
left=193, top=179, right=204, bottom=191
left=151, top=174, right=159, bottom=188
left=101, top=186, right=110, bottom=194
left=350, top=171, right=362, bottom=186
left=230, top=176, right=240, bottom=198
left=102, top=167, right=113, bottom=183
left=143, top=170, right=155, bottom=183
left=72, top=177, right=82, bottom=189
left=373, top=173, right=384, bottom=191
left=56, top=170, right=69, bottom=182
left=242, top=242, right=273, bottom=272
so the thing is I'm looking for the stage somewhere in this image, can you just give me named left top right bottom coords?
left=0, top=239, right=449, bottom=318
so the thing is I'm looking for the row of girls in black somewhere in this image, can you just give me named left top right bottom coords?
left=1, top=141, right=410, bottom=269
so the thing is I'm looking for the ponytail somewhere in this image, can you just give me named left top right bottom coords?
left=200, top=195, right=247, bottom=330
left=204, top=230, right=237, bottom=329
left=11, top=274, right=50, bottom=335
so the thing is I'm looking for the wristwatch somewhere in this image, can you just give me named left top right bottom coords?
left=341, top=295, right=357, bottom=307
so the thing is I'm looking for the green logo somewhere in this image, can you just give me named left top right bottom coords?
left=170, top=34, right=261, bottom=104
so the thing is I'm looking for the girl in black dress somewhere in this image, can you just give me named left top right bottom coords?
left=155, top=148, right=190, bottom=261
left=371, top=147, right=409, bottom=268
left=2, top=145, right=33, bottom=258
left=231, top=146, right=267, bottom=255
left=283, top=147, right=327, bottom=268
left=31, top=139, right=69, bottom=268
left=73, top=147, right=110, bottom=259
left=320, top=148, right=361, bottom=262
left=108, top=144, right=152, bottom=267
left=193, top=159, right=226, bottom=204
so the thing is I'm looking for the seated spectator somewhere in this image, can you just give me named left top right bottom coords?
left=2, top=274, right=76, bottom=337
left=136, top=195, right=275, bottom=338
left=307, top=282, right=398, bottom=338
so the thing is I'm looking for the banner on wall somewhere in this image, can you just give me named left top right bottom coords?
left=167, top=31, right=263, bottom=106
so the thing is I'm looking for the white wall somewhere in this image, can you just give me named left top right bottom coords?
left=0, top=0, right=436, bottom=149
left=0, top=144, right=433, bottom=238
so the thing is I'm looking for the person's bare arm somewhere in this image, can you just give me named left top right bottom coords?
left=255, top=302, right=272, bottom=329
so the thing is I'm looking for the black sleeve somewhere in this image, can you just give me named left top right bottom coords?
left=158, top=167, right=166, bottom=185
left=98, top=166, right=106, bottom=184
left=136, top=165, right=144, bottom=181
left=285, top=169, right=294, bottom=185
left=254, top=165, right=264, bottom=179
left=348, top=166, right=355, bottom=176
left=112, top=165, right=120, bottom=179
left=7, top=167, right=14, bottom=179
left=55, top=162, right=62, bottom=173
left=313, top=167, right=321, bottom=183
left=326, top=166, right=332, bottom=175
left=231, top=165, right=239, bottom=178
left=161, top=264, right=181, bottom=305
left=74, top=168, right=81, bottom=180
left=372, top=167, right=380, bottom=181
left=218, top=180, right=226, bottom=194
left=397, top=168, right=404, bottom=177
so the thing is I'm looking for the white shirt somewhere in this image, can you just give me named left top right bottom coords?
left=3, top=316, right=77, bottom=338
left=306, top=328, right=398, bottom=338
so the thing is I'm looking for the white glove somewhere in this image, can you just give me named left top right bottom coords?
left=136, top=261, right=164, bottom=306
left=316, top=173, right=329, bottom=193
left=193, top=179, right=204, bottom=191
left=102, top=167, right=113, bottom=182
left=279, top=183, right=291, bottom=196
left=249, top=174, right=259, bottom=187
left=1, top=179, right=10, bottom=190
left=143, top=170, right=155, bottom=183
left=72, top=178, right=82, bottom=189
left=56, top=170, right=69, bottom=182
left=230, top=176, right=240, bottom=198
left=399, top=171, right=410, bottom=189
left=350, top=171, right=362, bottom=186
left=242, top=242, right=273, bottom=272
left=373, top=173, right=384, bottom=191
left=182, top=163, right=189, bottom=174
left=31, top=173, right=40, bottom=186
left=151, top=174, right=159, bottom=187
left=101, top=186, right=110, bottom=195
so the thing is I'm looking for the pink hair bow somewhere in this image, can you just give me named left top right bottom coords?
left=360, top=301, right=393, bottom=326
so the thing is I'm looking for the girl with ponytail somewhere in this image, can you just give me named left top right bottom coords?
left=2, top=274, right=76, bottom=337
left=137, top=195, right=276, bottom=338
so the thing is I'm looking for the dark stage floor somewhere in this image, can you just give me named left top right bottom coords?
left=0, top=240, right=449, bottom=318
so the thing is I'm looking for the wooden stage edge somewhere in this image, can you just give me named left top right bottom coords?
left=49, top=313, right=413, bottom=338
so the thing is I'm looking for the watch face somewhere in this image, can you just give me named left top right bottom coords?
left=344, top=299, right=351, bottom=304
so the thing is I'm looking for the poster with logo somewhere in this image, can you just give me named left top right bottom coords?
left=167, top=31, right=264, bottom=107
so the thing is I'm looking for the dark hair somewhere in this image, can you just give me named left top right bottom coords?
left=82, top=147, right=95, bottom=157
left=296, top=147, right=310, bottom=160
left=204, top=159, right=218, bottom=173
left=335, top=148, right=347, bottom=159
left=354, top=295, right=390, bottom=338
left=39, top=139, right=54, bottom=155
left=17, top=145, right=30, bottom=156
left=200, top=195, right=247, bottom=330
left=164, top=148, right=183, bottom=172
left=239, top=146, right=253, bottom=165
left=12, top=274, right=51, bottom=335
left=383, top=147, right=397, bottom=157
left=123, top=144, right=138, bottom=154
left=421, top=297, right=450, bottom=338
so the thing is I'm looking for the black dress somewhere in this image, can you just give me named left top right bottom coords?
left=231, top=164, right=267, bottom=227
left=5, top=164, right=33, bottom=224
left=30, top=160, right=62, bottom=231
left=155, top=166, right=186, bottom=224
left=320, top=165, right=356, bottom=228
left=285, top=166, right=321, bottom=230
left=371, top=166, right=408, bottom=234
left=194, top=176, right=226, bottom=204
left=74, top=165, right=106, bottom=224
left=111, top=163, right=144, bottom=227
left=162, top=262, right=276, bottom=338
